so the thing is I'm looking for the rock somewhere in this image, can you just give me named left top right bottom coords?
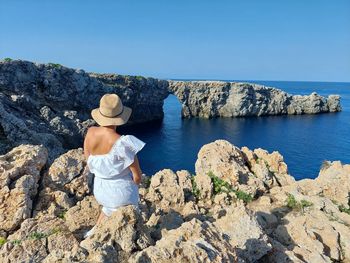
left=315, top=161, right=350, bottom=207
left=0, top=215, right=79, bottom=263
left=33, top=188, right=73, bottom=218
left=42, top=148, right=91, bottom=202
left=64, top=196, right=100, bottom=239
left=195, top=140, right=283, bottom=196
left=0, top=145, right=48, bottom=233
left=214, top=204, right=272, bottom=262
left=146, top=209, right=184, bottom=240
left=80, top=205, right=153, bottom=262
left=0, top=60, right=169, bottom=160
left=169, top=80, right=341, bottom=118
left=241, top=147, right=295, bottom=187
left=145, top=169, right=186, bottom=212
left=130, top=218, right=239, bottom=263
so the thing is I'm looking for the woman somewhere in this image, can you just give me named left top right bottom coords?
left=83, top=93, right=145, bottom=238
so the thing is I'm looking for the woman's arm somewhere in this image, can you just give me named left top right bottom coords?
left=129, top=155, right=142, bottom=185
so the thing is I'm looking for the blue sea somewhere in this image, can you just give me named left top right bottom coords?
left=122, top=81, right=350, bottom=180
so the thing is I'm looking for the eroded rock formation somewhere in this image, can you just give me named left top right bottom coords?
left=1, top=140, right=349, bottom=262
left=0, top=60, right=342, bottom=162
left=0, top=60, right=168, bottom=159
left=169, top=81, right=342, bottom=118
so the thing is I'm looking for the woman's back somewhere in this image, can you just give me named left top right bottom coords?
left=85, top=126, right=121, bottom=156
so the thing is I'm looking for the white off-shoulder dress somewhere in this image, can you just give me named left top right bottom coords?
left=87, top=135, right=145, bottom=216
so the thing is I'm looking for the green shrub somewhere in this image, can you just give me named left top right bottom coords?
left=28, top=231, right=48, bottom=240
left=11, top=239, right=21, bottom=245
left=57, top=210, right=67, bottom=219
left=48, top=62, right=62, bottom=68
left=286, top=194, right=298, bottom=209
left=300, top=199, right=313, bottom=208
left=286, top=194, right=313, bottom=211
left=191, top=176, right=201, bottom=199
left=3, top=58, right=12, bottom=62
left=339, top=205, right=350, bottom=215
left=207, top=171, right=253, bottom=203
left=235, top=190, right=254, bottom=203
left=0, top=237, right=6, bottom=246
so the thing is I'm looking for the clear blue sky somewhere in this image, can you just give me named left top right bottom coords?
left=1, top=0, right=349, bottom=82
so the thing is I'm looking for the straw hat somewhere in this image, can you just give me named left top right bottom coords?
left=91, top=94, right=132, bottom=126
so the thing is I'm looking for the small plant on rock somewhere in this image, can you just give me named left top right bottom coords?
left=48, top=62, right=62, bottom=68
left=207, top=171, right=253, bottom=203
left=28, top=231, right=48, bottom=240
left=57, top=210, right=67, bottom=219
left=191, top=176, right=201, bottom=199
left=235, top=190, right=253, bottom=203
left=338, top=205, right=350, bottom=215
left=286, top=193, right=313, bottom=212
left=0, top=237, right=6, bottom=246
left=3, top=58, right=12, bottom=62
left=11, top=239, right=21, bottom=245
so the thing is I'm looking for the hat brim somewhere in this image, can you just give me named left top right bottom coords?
left=91, top=106, right=132, bottom=126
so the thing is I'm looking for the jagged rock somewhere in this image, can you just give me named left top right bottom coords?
left=0, top=215, right=79, bottom=263
left=0, top=145, right=48, bottom=232
left=64, top=196, right=100, bottom=239
left=169, top=81, right=341, bottom=118
left=33, top=188, right=73, bottom=218
left=241, top=147, right=295, bottom=187
left=0, top=60, right=169, bottom=159
left=81, top=205, right=153, bottom=262
left=315, top=161, right=350, bottom=207
left=145, top=169, right=186, bottom=212
left=214, top=204, right=272, bottom=262
left=42, top=148, right=91, bottom=201
left=195, top=140, right=283, bottom=196
left=130, top=218, right=239, bottom=263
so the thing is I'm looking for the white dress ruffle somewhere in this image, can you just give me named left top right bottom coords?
left=87, top=135, right=145, bottom=213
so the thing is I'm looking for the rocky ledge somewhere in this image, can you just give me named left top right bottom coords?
left=1, top=140, right=349, bottom=262
left=169, top=81, right=342, bottom=118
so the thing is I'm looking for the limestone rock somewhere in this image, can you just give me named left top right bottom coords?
left=0, top=145, right=48, bottom=232
left=0, top=215, right=79, bottom=263
left=42, top=148, right=92, bottom=203
left=81, top=205, right=153, bottom=262
left=64, top=196, right=100, bottom=239
left=315, top=161, right=350, bottom=207
left=169, top=80, right=341, bottom=118
left=145, top=169, right=186, bottom=212
left=214, top=204, right=272, bottom=262
left=0, top=60, right=169, bottom=160
left=131, top=218, right=239, bottom=263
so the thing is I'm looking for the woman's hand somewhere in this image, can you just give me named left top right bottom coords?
left=129, top=156, right=142, bottom=185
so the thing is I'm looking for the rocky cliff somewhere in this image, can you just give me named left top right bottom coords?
left=169, top=81, right=342, bottom=118
left=0, top=141, right=349, bottom=262
left=0, top=59, right=342, bottom=161
left=0, top=60, right=168, bottom=160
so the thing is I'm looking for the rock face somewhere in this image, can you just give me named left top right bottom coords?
left=0, top=142, right=350, bottom=262
left=0, top=145, right=48, bottom=233
left=0, top=60, right=169, bottom=159
left=169, top=81, right=342, bottom=118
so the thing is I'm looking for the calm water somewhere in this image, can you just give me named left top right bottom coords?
left=121, top=81, right=350, bottom=180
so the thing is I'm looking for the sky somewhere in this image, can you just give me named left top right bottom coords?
left=0, top=0, right=349, bottom=82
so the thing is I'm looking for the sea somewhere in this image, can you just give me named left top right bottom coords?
left=121, top=81, right=350, bottom=180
